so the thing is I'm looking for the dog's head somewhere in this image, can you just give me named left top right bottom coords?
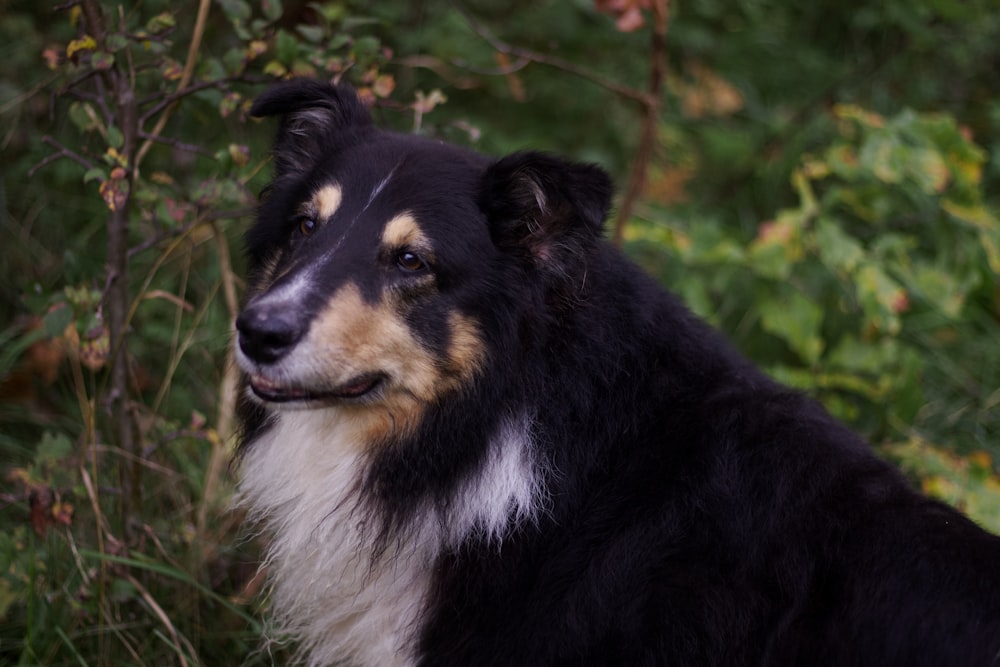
left=237, top=80, right=613, bottom=441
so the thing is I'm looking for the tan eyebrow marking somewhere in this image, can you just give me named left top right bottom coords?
left=380, top=213, right=436, bottom=261
left=381, top=213, right=426, bottom=247
left=310, top=183, right=343, bottom=220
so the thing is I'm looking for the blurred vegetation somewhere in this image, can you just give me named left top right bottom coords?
left=1, top=0, right=999, bottom=663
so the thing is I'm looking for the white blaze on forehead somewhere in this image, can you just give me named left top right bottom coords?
left=364, top=166, right=398, bottom=212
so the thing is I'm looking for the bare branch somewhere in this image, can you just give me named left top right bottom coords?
left=138, top=79, right=227, bottom=125
left=456, top=4, right=652, bottom=106
left=135, top=0, right=212, bottom=169
left=127, top=208, right=254, bottom=259
left=137, top=131, right=215, bottom=157
left=611, top=0, right=670, bottom=246
left=29, top=135, right=97, bottom=176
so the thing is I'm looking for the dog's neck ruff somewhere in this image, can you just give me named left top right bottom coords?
left=238, top=405, right=542, bottom=666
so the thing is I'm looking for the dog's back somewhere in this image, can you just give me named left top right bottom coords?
left=236, top=80, right=1000, bottom=666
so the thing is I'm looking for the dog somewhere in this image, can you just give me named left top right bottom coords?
left=234, top=79, right=1000, bottom=666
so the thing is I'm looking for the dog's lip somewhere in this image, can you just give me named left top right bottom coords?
left=248, top=373, right=384, bottom=403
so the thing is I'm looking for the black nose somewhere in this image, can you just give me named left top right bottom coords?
left=236, top=300, right=306, bottom=364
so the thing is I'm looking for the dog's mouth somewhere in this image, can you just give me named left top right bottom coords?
left=248, top=373, right=384, bottom=404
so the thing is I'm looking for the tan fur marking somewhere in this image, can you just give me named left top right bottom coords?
left=307, top=283, right=439, bottom=442
left=381, top=213, right=433, bottom=255
left=446, top=313, right=486, bottom=381
left=311, top=183, right=343, bottom=220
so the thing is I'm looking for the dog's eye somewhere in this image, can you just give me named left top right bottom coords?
left=396, top=251, right=427, bottom=273
left=296, top=215, right=317, bottom=237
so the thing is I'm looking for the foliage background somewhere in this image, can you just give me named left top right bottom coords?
left=1, top=0, right=999, bottom=663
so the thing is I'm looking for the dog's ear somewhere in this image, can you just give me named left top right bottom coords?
left=250, top=79, right=372, bottom=179
left=480, top=152, right=613, bottom=268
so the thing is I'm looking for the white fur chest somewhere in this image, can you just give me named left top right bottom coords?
left=238, top=409, right=436, bottom=667
left=237, top=408, right=542, bottom=666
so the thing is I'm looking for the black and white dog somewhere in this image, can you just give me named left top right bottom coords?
left=234, top=79, right=1000, bottom=666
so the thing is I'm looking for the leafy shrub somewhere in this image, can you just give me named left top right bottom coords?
left=628, top=104, right=1000, bottom=526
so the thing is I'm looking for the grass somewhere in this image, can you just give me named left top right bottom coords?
left=0, top=209, right=290, bottom=664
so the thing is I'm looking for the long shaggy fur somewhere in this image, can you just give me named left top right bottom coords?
left=235, top=80, right=1000, bottom=666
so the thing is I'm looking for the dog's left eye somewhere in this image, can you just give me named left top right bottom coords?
left=295, top=215, right=317, bottom=237
left=396, top=251, right=427, bottom=273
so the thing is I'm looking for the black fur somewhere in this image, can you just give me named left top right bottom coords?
left=241, top=80, right=1000, bottom=666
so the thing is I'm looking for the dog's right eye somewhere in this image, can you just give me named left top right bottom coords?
left=396, top=251, right=427, bottom=273
left=294, top=215, right=317, bottom=237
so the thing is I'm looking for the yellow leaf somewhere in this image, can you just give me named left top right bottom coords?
left=106, top=147, right=127, bottom=168
left=969, top=451, right=994, bottom=471
left=248, top=40, right=268, bottom=60
left=941, top=199, right=998, bottom=232
left=833, top=104, right=885, bottom=129
left=66, top=35, right=97, bottom=60
left=950, top=151, right=983, bottom=186
left=263, top=60, right=288, bottom=77
left=373, top=74, right=396, bottom=99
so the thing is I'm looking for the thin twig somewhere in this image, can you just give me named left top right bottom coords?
left=126, top=207, right=253, bottom=259
left=138, top=78, right=227, bottom=125
left=137, top=131, right=215, bottom=156
left=125, top=574, right=192, bottom=667
left=0, top=73, right=59, bottom=115
left=611, top=0, right=669, bottom=246
left=81, top=0, right=142, bottom=547
left=456, top=4, right=652, bottom=106
left=29, top=136, right=96, bottom=176
left=455, top=3, right=668, bottom=246
left=134, top=0, right=212, bottom=168
left=197, top=221, right=241, bottom=546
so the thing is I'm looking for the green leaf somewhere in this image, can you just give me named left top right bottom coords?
left=297, top=25, right=326, bottom=43
left=91, top=51, right=115, bottom=70
left=263, top=60, right=287, bottom=77
left=0, top=578, right=17, bottom=620
left=910, top=266, right=967, bottom=318
left=83, top=167, right=107, bottom=184
left=887, top=439, right=1000, bottom=535
left=146, top=12, right=176, bottom=35
left=68, top=101, right=98, bottom=133
left=42, top=303, right=73, bottom=337
left=275, top=28, right=299, bottom=64
left=827, top=335, right=899, bottom=375
left=814, top=217, right=865, bottom=273
left=855, top=264, right=905, bottom=335
left=105, top=33, right=128, bottom=52
left=942, top=199, right=999, bottom=233
left=860, top=131, right=905, bottom=184
left=351, top=35, right=381, bottom=60
left=107, top=125, right=124, bottom=149
left=218, top=0, right=251, bottom=22
left=746, top=211, right=802, bottom=280
left=261, top=0, right=283, bottom=21
left=907, top=146, right=949, bottom=194
left=759, top=289, right=824, bottom=364
left=36, top=431, right=73, bottom=464
left=308, top=1, right=347, bottom=22
left=327, top=33, right=352, bottom=50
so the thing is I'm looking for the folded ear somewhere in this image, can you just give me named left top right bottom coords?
left=250, top=79, right=373, bottom=179
left=479, top=152, right=613, bottom=269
